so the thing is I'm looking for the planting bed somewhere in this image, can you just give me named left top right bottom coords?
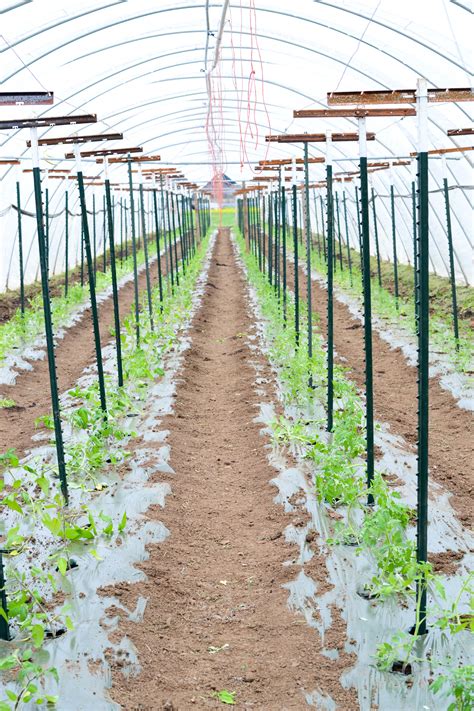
left=0, top=219, right=471, bottom=709
left=284, top=255, right=473, bottom=528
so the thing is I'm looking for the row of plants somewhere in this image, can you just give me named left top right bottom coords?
left=235, top=227, right=473, bottom=710
left=298, top=231, right=473, bottom=373
left=0, top=227, right=213, bottom=709
left=0, top=229, right=177, bottom=375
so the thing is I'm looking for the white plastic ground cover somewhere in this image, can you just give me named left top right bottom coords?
left=0, top=240, right=175, bottom=386
left=232, top=231, right=473, bottom=710
left=0, top=230, right=217, bottom=709
left=0, top=0, right=472, bottom=289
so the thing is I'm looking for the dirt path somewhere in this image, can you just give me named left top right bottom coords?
left=107, top=229, right=356, bottom=709
left=284, top=255, right=473, bottom=527
left=0, top=245, right=178, bottom=458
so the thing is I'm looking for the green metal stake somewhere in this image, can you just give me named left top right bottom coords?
left=30, top=128, right=68, bottom=502
left=319, top=194, right=327, bottom=262
left=80, top=221, right=84, bottom=287
left=74, top=147, right=107, bottom=414
left=171, top=192, right=180, bottom=286
left=371, top=186, right=383, bottom=287
left=282, top=185, right=287, bottom=323
left=165, top=187, right=175, bottom=290
left=152, top=187, right=164, bottom=308
left=268, top=192, right=273, bottom=285
left=16, top=181, right=25, bottom=316
left=104, top=159, right=124, bottom=387
left=102, top=195, right=107, bottom=273
left=138, top=170, right=154, bottom=330
left=325, top=135, right=334, bottom=428
left=335, top=190, right=344, bottom=271
left=390, top=175, right=400, bottom=308
left=313, top=188, right=321, bottom=257
left=354, top=185, right=363, bottom=277
left=415, top=78, right=430, bottom=636
left=124, top=199, right=129, bottom=261
left=159, top=175, right=171, bottom=288
left=45, top=182, right=49, bottom=274
left=358, top=118, right=375, bottom=505
left=412, top=177, right=419, bottom=335
left=119, top=198, right=124, bottom=263
left=127, top=156, right=141, bottom=345
left=292, top=173, right=300, bottom=347
left=64, top=189, right=69, bottom=297
left=442, top=167, right=459, bottom=348
left=342, top=187, right=353, bottom=287
left=304, top=142, right=313, bottom=389
left=0, top=552, right=10, bottom=641
left=92, top=193, right=97, bottom=280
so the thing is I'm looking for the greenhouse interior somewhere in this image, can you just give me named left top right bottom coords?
left=0, top=1, right=472, bottom=709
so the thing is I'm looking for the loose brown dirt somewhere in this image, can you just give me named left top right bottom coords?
left=0, top=247, right=176, bottom=458
left=284, top=253, right=473, bottom=528
left=106, top=229, right=356, bottom=709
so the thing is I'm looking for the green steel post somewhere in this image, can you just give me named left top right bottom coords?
left=45, top=185, right=49, bottom=274
left=358, top=122, right=374, bottom=505
left=0, top=553, right=10, bottom=641
left=319, top=194, right=327, bottom=262
left=443, top=176, right=459, bottom=348
left=355, top=185, right=363, bottom=277
left=30, top=134, right=68, bottom=502
left=105, top=173, right=124, bottom=387
left=342, top=190, right=353, bottom=287
left=76, top=167, right=107, bottom=414
left=268, top=193, right=273, bottom=285
left=335, top=190, right=344, bottom=270
left=92, top=193, right=97, bottom=280
left=124, top=199, right=129, bottom=261
left=416, top=80, right=429, bottom=636
left=102, top=196, right=107, bottom=272
left=371, top=187, right=382, bottom=288
left=292, top=183, right=300, bottom=347
left=390, top=181, right=399, bottom=308
left=313, top=188, right=321, bottom=257
left=326, top=156, right=334, bottom=430
left=64, top=189, right=69, bottom=297
left=160, top=176, right=171, bottom=288
left=16, top=181, right=25, bottom=315
left=274, top=186, right=280, bottom=296
left=127, top=157, right=141, bottom=345
left=152, top=188, right=164, bottom=308
left=80, top=221, right=84, bottom=287
left=304, top=142, right=313, bottom=389
left=412, top=180, right=419, bottom=335
left=282, top=186, right=287, bottom=323
left=139, top=179, right=154, bottom=329
left=166, top=190, right=175, bottom=289
left=416, top=148, right=429, bottom=635
left=171, top=192, right=180, bottom=286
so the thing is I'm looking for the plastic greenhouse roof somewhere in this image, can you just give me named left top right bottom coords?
left=0, top=0, right=472, bottom=286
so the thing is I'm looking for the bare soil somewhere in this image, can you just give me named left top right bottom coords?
left=284, top=252, right=473, bottom=528
left=105, top=229, right=356, bottom=709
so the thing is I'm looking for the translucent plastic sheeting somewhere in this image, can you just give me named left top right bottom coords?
left=0, top=0, right=472, bottom=289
